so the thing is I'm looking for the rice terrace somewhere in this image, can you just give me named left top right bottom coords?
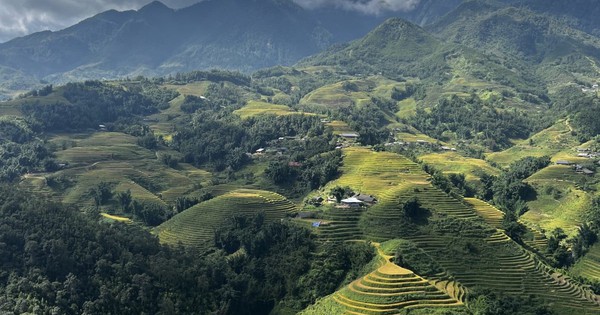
left=2, top=0, right=600, bottom=314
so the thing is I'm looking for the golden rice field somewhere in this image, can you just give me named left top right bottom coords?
left=303, top=243, right=464, bottom=315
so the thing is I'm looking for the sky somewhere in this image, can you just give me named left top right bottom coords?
left=0, top=0, right=421, bottom=43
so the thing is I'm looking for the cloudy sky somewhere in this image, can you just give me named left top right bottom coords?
left=0, top=0, right=421, bottom=43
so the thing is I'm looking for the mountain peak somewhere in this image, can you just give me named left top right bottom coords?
left=139, top=1, right=171, bottom=13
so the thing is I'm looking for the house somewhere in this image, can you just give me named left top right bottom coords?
left=556, top=160, right=573, bottom=165
left=441, top=146, right=451, bottom=151
left=297, top=212, right=317, bottom=219
left=451, top=148, right=457, bottom=151
left=578, top=153, right=591, bottom=158
left=341, top=197, right=363, bottom=207
left=340, top=133, right=359, bottom=139
left=98, top=124, right=107, bottom=131
left=288, top=161, right=303, bottom=168
left=255, top=148, right=265, bottom=154
left=583, top=168, right=595, bottom=175
left=355, top=194, right=377, bottom=204
left=593, top=84, right=599, bottom=89
left=577, top=148, right=591, bottom=152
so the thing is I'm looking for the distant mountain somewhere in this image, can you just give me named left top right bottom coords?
left=428, top=0, right=600, bottom=86
left=0, top=0, right=390, bottom=97
left=298, top=18, right=447, bottom=78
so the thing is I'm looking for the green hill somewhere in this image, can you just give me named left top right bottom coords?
left=155, top=189, right=297, bottom=248
left=429, top=0, right=600, bottom=89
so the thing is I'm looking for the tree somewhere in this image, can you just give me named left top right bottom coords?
left=117, top=190, right=132, bottom=212
left=502, top=210, right=526, bottom=242
left=91, top=182, right=113, bottom=207
left=330, top=186, right=353, bottom=203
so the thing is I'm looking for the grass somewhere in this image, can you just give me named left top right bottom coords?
left=233, top=100, right=294, bottom=118
left=396, top=98, right=417, bottom=118
left=300, top=76, right=403, bottom=110
left=155, top=189, right=297, bottom=248
left=396, top=132, right=443, bottom=144
left=487, top=120, right=580, bottom=167
left=164, top=82, right=210, bottom=97
left=419, top=152, right=500, bottom=182
left=326, top=120, right=355, bottom=135
left=571, top=243, right=600, bottom=281
left=39, top=131, right=213, bottom=208
left=521, top=181, right=590, bottom=237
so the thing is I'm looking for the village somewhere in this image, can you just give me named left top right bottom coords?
left=555, top=147, right=599, bottom=176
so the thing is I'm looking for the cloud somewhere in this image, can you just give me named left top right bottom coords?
left=292, top=0, right=421, bottom=15
left=0, top=0, right=200, bottom=43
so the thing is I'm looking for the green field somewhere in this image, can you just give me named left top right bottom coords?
left=571, top=243, right=600, bottom=281
left=233, top=100, right=295, bottom=118
left=419, top=152, right=500, bottom=182
left=155, top=189, right=297, bottom=248
left=487, top=120, right=580, bottom=166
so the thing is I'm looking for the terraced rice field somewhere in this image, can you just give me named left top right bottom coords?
left=332, top=245, right=464, bottom=314
left=464, top=198, right=504, bottom=228
left=326, top=147, right=429, bottom=195
left=315, top=148, right=430, bottom=243
left=522, top=182, right=590, bottom=237
left=317, top=207, right=364, bottom=242
left=233, top=100, right=295, bottom=118
left=571, top=243, right=600, bottom=281
left=486, top=120, right=580, bottom=167
left=419, top=152, right=500, bottom=182
left=403, top=232, right=600, bottom=313
left=363, top=184, right=481, bottom=242
left=155, top=189, right=297, bottom=248
left=527, top=165, right=590, bottom=184
left=465, top=198, right=549, bottom=257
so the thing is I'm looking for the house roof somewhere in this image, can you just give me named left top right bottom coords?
left=355, top=194, right=376, bottom=202
left=341, top=197, right=363, bottom=204
left=583, top=168, right=595, bottom=174
left=556, top=160, right=572, bottom=165
left=340, top=133, right=359, bottom=138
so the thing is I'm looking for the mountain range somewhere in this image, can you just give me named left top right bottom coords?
left=1, top=0, right=600, bottom=100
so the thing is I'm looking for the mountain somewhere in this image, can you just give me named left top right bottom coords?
left=0, top=0, right=390, bottom=97
left=428, top=0, right=600, bottom=87
left=298, top=18, right=447, bottom=78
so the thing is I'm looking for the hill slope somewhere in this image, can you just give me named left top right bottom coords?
left=155, top=189, right=297, bottom=248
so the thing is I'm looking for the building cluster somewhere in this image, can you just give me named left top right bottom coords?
left=555, top=149, right=597, bottom=176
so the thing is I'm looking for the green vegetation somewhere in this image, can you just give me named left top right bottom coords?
left=4, top=3, right=600, bottom=313
left=155, top=189, right=297, bottom=248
